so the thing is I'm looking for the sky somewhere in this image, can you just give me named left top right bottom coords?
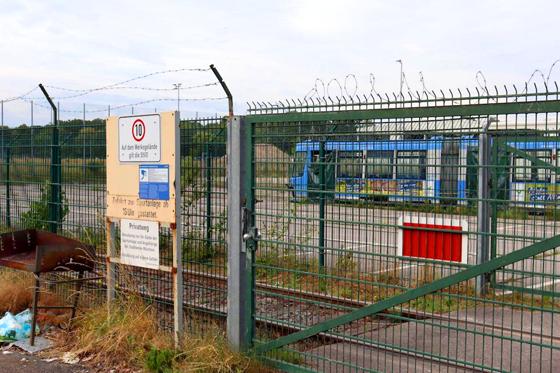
left=0, top=0, right=559, bottom=125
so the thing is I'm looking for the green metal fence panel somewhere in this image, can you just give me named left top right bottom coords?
left=0, top=114, right=229, bottom=334
left=246, top=87, right=560, bottom=372
left=181, top=116, right=229, bottom=330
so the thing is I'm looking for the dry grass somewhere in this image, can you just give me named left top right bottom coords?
left=0, top=269, right=34, bottom=314
left=0, top=268, right=68, bottom=326
left=53, top=297, right=274, bottom=373
left=53, top=297, right=162, bottom=370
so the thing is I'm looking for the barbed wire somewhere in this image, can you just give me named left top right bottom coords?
left=369, top=74, right=379, bottom=96
left=401, top=72, right=418, bottom=99
left=546, top=59, right=560, bottom=85
left=525, top=69, right=546, bottom=87
left=475, top=70, right=490, bottom=95
left=0, top=67, right=210, bottom=103
left=418, top=71, right=436, bottom=98
left=24, top=96, right=227, bottom=114
left=302, top=59, right=560, bottom=103
left=26, top=82, right=219, bottom=100
left=303, top=78, right=326, bottom=100
left=344, top=74, right=358, bottom=97
left=326, top=78, right=343, bottom=98
left=0, top=86, right=40, bottom=103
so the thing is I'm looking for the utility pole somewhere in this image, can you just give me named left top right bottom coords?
left=396, top=59, right=403, bottom=99
left=173, top=83, right=182, bottom=114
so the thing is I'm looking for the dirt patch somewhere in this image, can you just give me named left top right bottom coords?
left=0, top=350, right=89, bottom=373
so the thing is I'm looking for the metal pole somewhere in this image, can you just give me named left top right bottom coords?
left=227, top=116, right=254, bottom=351
left=108, top=105, right=111, bottom=117
left=83, top=103, right=86, bottom=178
left=318, top=141, right=326, bottom=270
left=1, top=100, right=3, bottom=157
left=172, top=110, right=184, bottom=346
left=173, top=83, right=182, bottom=114
left=31, top=100, right=34, bottom=161
left=5, top=146, right=10, bottom=228
left=106, top=219, right=116, bottom=306
left=204, top=144, right=212, bottom=253
left=476, top=126, right=491, bottom=295
left=0, top=99, right=4, bottom=228
left=38, top=84, right=60, bottom=233
left=489, top=139, right=499, bottom=289
left=209, top=64, right=233, bottom=117
left=396, top=59, right=403, bottom=99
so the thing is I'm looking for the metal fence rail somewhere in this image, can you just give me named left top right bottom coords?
left=243, top=86, right=560, bottom=372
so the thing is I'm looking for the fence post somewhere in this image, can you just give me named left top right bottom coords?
left=227, top=115, right=253, bottom=351
left=476, top=128, right=491, bottom=294
left=49, top=112, right=61, bottom=233
left=106, top=219, right=116, bottom=305
left=39, top=85, right=61, bottom=234
left=5, top=146, right=10, bottom=228
left=318, top=140, right=326, bottom=270
left=204, top=144, right=213, bottom=252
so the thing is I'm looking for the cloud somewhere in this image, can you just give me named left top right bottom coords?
left=0, top=0, right=559, bottom=125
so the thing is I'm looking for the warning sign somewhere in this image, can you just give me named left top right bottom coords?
left=120, top=219, right=160, bottom=269
left=119, top=114, right=161, bottom=162
left=106, top=112, right=179, bottom=223
left=106, top=111, right=182, bottom=337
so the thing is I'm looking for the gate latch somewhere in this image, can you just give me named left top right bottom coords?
left=243, top=227, right=260, bottom=242
left=241, top=206, right=260, bottom=249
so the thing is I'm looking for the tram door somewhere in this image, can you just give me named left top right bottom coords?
left=440, top=140, right=460, bottom=204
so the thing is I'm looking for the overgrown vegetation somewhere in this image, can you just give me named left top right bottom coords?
left=53, top=297, right=272, bottom=373
left=0, top=268, right=68, bottom=326
left=20, top=182, right=69, bottom=230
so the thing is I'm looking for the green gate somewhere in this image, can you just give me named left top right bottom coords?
left=243, top=90, right=560, bottom=372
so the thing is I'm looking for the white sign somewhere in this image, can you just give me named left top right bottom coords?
left=120, top=219, right=160, bottom=269
left=118, top=114, right=161, bottom=162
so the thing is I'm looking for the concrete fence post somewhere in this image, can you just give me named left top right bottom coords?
left=227, top=115, right=253, bottom=351
left=476, top=128, right=491, bottom=294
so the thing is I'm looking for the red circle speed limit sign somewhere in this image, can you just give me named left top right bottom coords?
left=118, top=114, right=161, bottom=162
left=131, top=119, right=146, bottom=142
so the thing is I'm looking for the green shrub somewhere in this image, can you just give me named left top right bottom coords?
left=145, top=346, right=175, bottom=373
left=20, top=182, right=69, bottom=230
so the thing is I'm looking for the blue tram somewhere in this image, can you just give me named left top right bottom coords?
left=288, top=137, right=560, bottom=207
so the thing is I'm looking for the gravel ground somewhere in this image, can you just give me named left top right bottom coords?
left=0, top=350, right=89, bottom=373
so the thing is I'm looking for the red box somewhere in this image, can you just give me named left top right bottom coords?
left=401, top=222, right=464, bottom=263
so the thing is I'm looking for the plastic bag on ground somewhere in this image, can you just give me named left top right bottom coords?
left=0, top=309, right=40, bottom=341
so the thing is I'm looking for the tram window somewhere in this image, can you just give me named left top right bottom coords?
left=396, top=151, right=426, bottom=179
left=337, top=151, right=363, bottom=178
left=513, top=150, right=551, bottom=182
left=366, top=151, right=393, bottom=178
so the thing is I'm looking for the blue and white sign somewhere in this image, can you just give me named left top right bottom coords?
left=139, top=164, right=169, bottom=200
